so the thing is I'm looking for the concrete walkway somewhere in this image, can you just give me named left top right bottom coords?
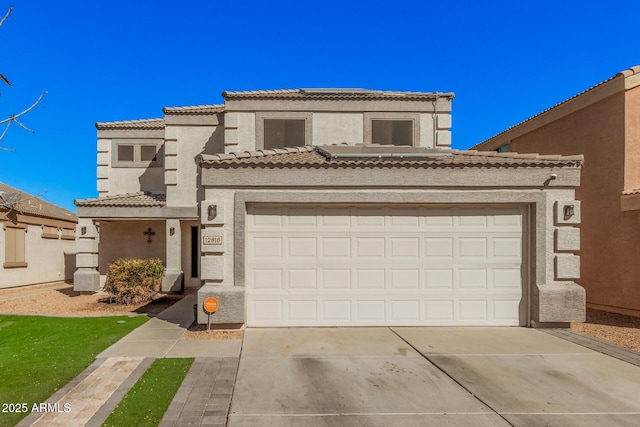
left=17, top=292, right=242, bottom=427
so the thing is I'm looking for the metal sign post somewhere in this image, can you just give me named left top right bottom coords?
left=203, top=297, right=219, bottom=334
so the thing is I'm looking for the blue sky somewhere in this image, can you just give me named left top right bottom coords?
left=0, top=0, right=638, bottom=211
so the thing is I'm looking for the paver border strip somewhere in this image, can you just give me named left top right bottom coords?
left=15, top=358, right=104, bottom=426
left=542, top=329, right=640, bottom=367
left=84, top=357, right=156, bottom=427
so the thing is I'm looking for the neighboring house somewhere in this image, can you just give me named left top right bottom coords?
left=74, top=88, right=585, bottom=327
left=0, top=182, right=77, bottom=288
left=473, top=65, right=640, bottom=318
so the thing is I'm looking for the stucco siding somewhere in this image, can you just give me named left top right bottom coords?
left=97, top=220, right=166, bottom=274
left=624, top=84, right=640, bottom=191
left=166, top=125, right=219, bottom=207
left=108, top=167, right=164, bottom=194
left=311, top=113, right=364, bottom=145
left=480, top=91, right=638, bottom=313
left=0, top=223, right=76, bottom=288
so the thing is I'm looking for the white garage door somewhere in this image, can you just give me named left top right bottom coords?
left=246, top=205, right=526, bottom=327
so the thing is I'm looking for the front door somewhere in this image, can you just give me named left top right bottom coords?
left=182, top=222, right=201, bottom=288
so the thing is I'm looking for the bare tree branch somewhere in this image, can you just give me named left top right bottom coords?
left=0, top=91, right=46, bottom=145
left=0, top=7, right=12, bottom=28
left=0, top=7, right=45, bottom=151
left=0, top=91, right=46, bottom=126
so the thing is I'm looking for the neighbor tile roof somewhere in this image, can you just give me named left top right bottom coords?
left=622, top=188, right=640, bottom=196
left=162, top=104, right=225, bottom=115
left=196, top=146, right=584, bottom=169
left=95, top=118, right=164, bottom=130
left=75, top=192, right=166, bottom=208
left=0, top=182, right=77, bottom=222
left=222, top=88, right=454, bottom=101
left=473, top=65, right=640, bottom=148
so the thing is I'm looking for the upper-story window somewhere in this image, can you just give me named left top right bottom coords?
left=117, top=145, right=135, bottom=161
left=113, top=142, right=163, bottom=167
left=371, top=120, right=414, bottom=146
left=364, top=112, right=419, bottom=147
left=497, top=144, right=510, bottom=153
left=264, top=119, right=306, bottom=149
left=256, top=112, right=312, bottom=150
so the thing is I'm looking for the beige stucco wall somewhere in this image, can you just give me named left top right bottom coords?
left=97, top=220, right=166, bottom=275
left=96, top=127, right=165, bottom=196
left=224, top=109, right=451, bottom=152
left=477, top=89, right=640, bottom=315
left=312, top=113, right=364, bottom=145
left=165, top=124, right=221, bottom=207
left=0, top=222, right=76, bottom=288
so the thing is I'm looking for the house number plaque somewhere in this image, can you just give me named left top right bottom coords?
left=203, top=236, right=222, bottom=245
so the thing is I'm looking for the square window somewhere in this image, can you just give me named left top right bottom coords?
left=141, top=145, right=158, bottom=162
left=117, top=145, right=134, bottom=161
left=372, top=120, right=413, bottom=146
left=264, top=119, right=306, bottom=149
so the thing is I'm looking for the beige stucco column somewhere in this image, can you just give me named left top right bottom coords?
left=73, top=218, right=100, bottom=292
left=162, top=218, right=183, bottom=291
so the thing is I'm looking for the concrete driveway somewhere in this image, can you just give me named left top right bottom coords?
left=228, top=327, right=640, bottom=427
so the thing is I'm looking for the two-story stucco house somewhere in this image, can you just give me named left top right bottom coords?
left=473, top=65, right=640, bottom=318
left=75, top=88, right=585, bottom=327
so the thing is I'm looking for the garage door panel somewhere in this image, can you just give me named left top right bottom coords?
left=390, top=300, right=421, bottom=321
left=247, top=205, right=526, bottom=326
left=458, top=237, right=488, bottom=258
left=287, top=269, right=317, bottom=289
left=288, top=300, right=318, bottom=321
left=321, top=269, right=352, bottom=289
left=458, top=268, right=488, bottom=289
left=287, top=237, right=317, bottom=257
left=356, top=300, right=386, bottom=321
left=390, top=269, right=420, bottom=289
left=492, top=237, right=522, bottom=258
left=355, top=269, right=386, bottom=289
left=425, top=237, right=454, bottom=258
left=425, top=300, right=455, bottom=322
left=252, top=269, right=283, bottom=289
left=492, top=268, right=523, bottom=289
left=321, top=237, right=351, bottom=257
left=322, top=300, right=352, bottom=321
left=459, top=300, right=489, bottom=321
left=355, top=237, right=385, bottom=257
left=251, top=237, right=283, bottom=258
left=425, top=268, right=455, bottom=289
left=390, top=237, right=420, bottom=257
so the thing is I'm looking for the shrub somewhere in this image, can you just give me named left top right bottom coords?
left=104, top=258, right=165, bottom=305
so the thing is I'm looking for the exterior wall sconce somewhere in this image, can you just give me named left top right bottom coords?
left=144, top=227, right=156, bottom=244
left=169, top=227, right=175, bottom=236
left=81, top=226, right=87, bottom=235
left=564, top=205, right=575, bottom=219
left=208, top=205, right=217, bottom=221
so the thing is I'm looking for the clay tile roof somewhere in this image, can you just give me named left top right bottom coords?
left=95, top=118, right=164, bottom=130
left=622, top=188, right=640, bottom=196
left=222, top=88, right=454, bottom=101
left=0, top=182, right=77, bottom=222
left=473, top=65, right=640, bottom=148
left=196, top=146, right=583, bottom=169
left=162, top=104, right=225, bottom=115
left=74, top=192, right=166, bottom=208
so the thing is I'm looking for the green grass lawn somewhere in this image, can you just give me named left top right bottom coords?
left=0, top=315, right=148, bottom=427
left=102, top=358, right=193, bottom=427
